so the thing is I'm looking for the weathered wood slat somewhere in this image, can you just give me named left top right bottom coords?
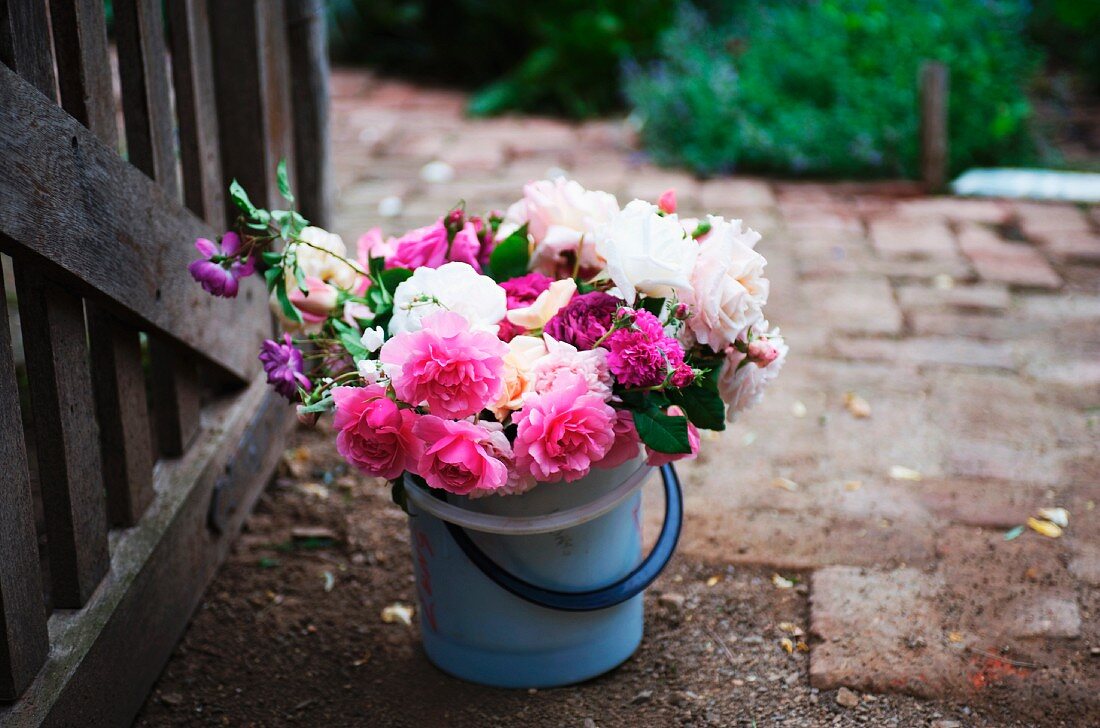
left=47, top=0, right=117, bottom=147
left=0, top=64, right=268, bottom=383
left=87, top=309, right=155, bottom=527
left=286, top=0, right=332, bottom=227
left=150, top=340, right=202, bottom=457
left=210, top=0, right=295, bottom=213
left=0, top=266, right=49, bottom=700
left=14, top=266, right=109, bottom=608
left=0, top=0, right=55, bottom=98
left=167, top=0, right=223, bottom=227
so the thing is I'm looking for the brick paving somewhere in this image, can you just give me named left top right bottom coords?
left=329, top=70, right=1100, bottom=712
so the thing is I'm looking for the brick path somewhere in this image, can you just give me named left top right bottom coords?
left=329, top=70, right=1100, bottom=709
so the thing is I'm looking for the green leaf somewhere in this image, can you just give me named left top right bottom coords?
left=632, top=408, right=692, bottom=455
left=641, top=296, right=666, bottom=317
left=273, top=278, right=302, bottom=324
left=332, top=320, right=369, bottom=360
left=667, top=383, right=726, bottom=431
left=261, top=250, right=283, bottom=266
left=378, top=267, right=413, bottom=296
left=229, top=179, right=256, bottom=215
left=298, top=394, right=334, bottom=414
left=276, top=159, right=294, bottom=203
left=263, top=265, right=282, bottom=293
left=488, top=224, right=529, bottom=282
left=391, top=478, right=410, bottom=515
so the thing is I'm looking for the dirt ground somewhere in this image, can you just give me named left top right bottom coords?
left=137, top=423, right=1074, bottom=728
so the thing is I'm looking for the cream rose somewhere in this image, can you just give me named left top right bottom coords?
left=490, top=335, right=549, bottom=420
left=684, top=216, right=768, bottom=351
left=505, top=278, right=577, bottom=330
left=295, top=226, right=360, bottom=291
left=594, top=199, right=698, bottom=305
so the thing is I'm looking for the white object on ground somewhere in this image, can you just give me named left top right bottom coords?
left=420, top=160, right=455, bottom=184
left=377, top=195, right=403, bottom=217
left=952, top=168, right=1100, bottom=203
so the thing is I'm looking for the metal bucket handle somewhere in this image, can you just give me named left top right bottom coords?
left=427, top=464, right=683, bottom=612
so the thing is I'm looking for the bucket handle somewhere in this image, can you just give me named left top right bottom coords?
left=439, top=464, right=683, bottom=612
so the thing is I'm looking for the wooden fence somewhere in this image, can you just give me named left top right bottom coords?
left=0, top=1, right=328, bottom=723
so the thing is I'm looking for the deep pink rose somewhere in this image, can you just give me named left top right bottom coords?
left=645, top=406, right=699, bottom=467
left=513, top=376, right=616, bottom=483
left=448, top=221, right=483, bottom=271
left=379, top=311, right=507, bottom=419
left=332, top=385, right=422, bottom=479
left=598, top=409, right=641, bottom=469
left=413, top=416, right=510, bottom=495
left=388, top=221, right=449, bottom=270
left=606, top=308, right=694, bottom=389
left=544, top=291, right=620, bottom=350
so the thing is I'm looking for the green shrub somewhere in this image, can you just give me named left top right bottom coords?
left=326, top=0, right=672, bottom=118
left=625, top=1, right=1041, bottom=178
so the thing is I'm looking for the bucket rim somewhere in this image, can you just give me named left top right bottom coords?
left=403, top=461, right=654, bottom=535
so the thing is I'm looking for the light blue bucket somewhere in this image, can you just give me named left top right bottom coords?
left=403, top=458, right=683, bottom=689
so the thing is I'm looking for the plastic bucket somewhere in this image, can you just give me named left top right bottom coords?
left=403, top=458, right=683, bottom=688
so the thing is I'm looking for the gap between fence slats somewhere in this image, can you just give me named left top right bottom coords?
left=286, top=0, right=332, bottom=227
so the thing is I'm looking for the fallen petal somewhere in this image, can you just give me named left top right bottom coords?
left=1027, top=517, right=1063, bottom=538
left=889, top=465, right=922, bottom=481
left=1036, top=507, right=1068, bottom=527
left=381, top=602, right=414, bottom=626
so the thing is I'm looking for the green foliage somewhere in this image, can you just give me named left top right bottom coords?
left=488, top=224, right=530, bottom=282
left=325, top=0, right=673, bottom=117
left=632, top=406, right=693, bottom=455
left=1029, top=0, right=1100, bottom=92
left=625, top=1, right=1041, bottom=178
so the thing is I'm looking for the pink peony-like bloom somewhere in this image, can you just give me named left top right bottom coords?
left=598, top=409, right=642, bottom=469
left=532, top=335, right=612, bottom=399
left=498, top=272, right=552, bottom=342
left=513, top=376, right=616, bottom=482
left=466, top=421, right=537, bottom=498
left=332, top=385, right=422, bottom=480
left=413, top=416, right=510, bottom=495
left=605, top=309, right=694, bottom=389
left=645, top=406, right=699, bottom=467
left=379, top=310, right=507, bottom=419
left=189, top=232, right=255, bottom=298
left=543, top=290, right=621, bottom=350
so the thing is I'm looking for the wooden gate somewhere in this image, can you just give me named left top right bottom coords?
left=0, top=1, right=329, bottom=724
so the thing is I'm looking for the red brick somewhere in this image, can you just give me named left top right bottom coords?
left=699, top=178, right=776, bottom=210
left=957, top=224, right=1062, bottom=289
left=869, top=219, right=960, bottom=260
left=833, top=336, right=1015, bottom=370
left=1013, top=201, right=1092, bottom=236
left=1034, top=231, right=1100, bottom=265
left=895, top=197, right=1010, bottom=224
left=895, top=282, right=1011, bottom=312
left=801, top=276, right=903, bottom=336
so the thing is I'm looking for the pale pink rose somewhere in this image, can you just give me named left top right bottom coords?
left=379, top=310, right=507, bottom=419
left=354, top=228, right=393, bottom=295
left=500, top=178, right=620, bottom=275
left=657, top=189, right=677, bottom=214
left=532, top=335, right=612, bottom=400
left=465, top=421, right=538, bottom=498
left=685, top=216, right=769, bottom=352
left=332, top=385, right=422, bottom=479
left=505, top=278, right=577, bottom=330
left=645, top=406, right=700, bottom=467
left=598, top=410, right=642, bottom=469
left=490, top=335, right=549, bottom=420
left=288, top=276, right=338, bottom=324
left=513, top=376, right=616, bottom=483
left=718, top=324, right=787, bottom=421
left=413, top=416, right=510, bottom=495
left=343, top=301, right=374, bottom=328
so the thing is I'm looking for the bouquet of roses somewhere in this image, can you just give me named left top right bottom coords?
left=189, top=164, right=786, bottom=499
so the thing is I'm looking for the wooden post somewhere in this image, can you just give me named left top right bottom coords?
left=286, top=0, right=332, bottom=228
left=920, top=61, right=949, bottom=194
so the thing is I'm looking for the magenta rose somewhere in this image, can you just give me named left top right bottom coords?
left=332, top=385, right=422, bottom=479
left=544, top=291, right=620, bottom=350
left=605, top=308, right=694, bottom=389
left=513, top=375, right=616, bottom=482
left=387, top=221, right=449, bottom=270
left=413, top=416, right=510, bottom=495
left=379, top=311, right=507, bottom=419
left=645, top=406, right=700, bottom=467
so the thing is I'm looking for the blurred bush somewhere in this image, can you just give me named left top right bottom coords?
left=624, top=1, right=1041, bottom=178
left=1029, top=0, right=1100, bottom=92
left=326, top=0, right=672, bottom=118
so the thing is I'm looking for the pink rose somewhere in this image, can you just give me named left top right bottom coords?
left=388, top=221, right=449, bottom=270
left=598, top=409, right=641, bottom=469
left=657, top=189, right=677, bottom=214
left=513, top=376, right=616, bottom=483
left=332, top=385, right=422, bottom=479
left=288, top=276, right=338, bottom=324
left=413, top=416, right=510, bottom=495
left=532, top=336, right=612, bottom=400
left=354, top=228, right=393, bottom=295
left=380, top=310, right=507, bottom=419
left=448, top=221, right=483, bottom=271
left=645, top=406, right=700, bottom=467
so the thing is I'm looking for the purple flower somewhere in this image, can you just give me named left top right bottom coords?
left=605, top=309, right=693, bottom=389
left=259, top=333, right=311, bottom=400
left=188, top=232, right=255, bottom=298
left=544, top=291, right=620, bottom=350
left=497, top=272, right=552, bottom=342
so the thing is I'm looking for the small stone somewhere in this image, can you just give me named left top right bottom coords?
left=160, top=692, right=184, bottom=707
left=630, top=690, right=654, bottom=705
left=583, top=719, right=597, bottom=728
left=835, top=687, right=859, bottom=708
left=659, top=592, right=686, bottom=610
left=1090, top=647, right=1100, bottom=658
left=932, top=721, right=961, bottom=728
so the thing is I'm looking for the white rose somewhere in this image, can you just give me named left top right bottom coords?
left=296, top=226, right=360, bottom=290
left=594, top=199, right=698, bottom=305
left=359, top=326, right=385, bottom=353
left=718, top=324, right=787, bottom=421
left=499, top=178, right=620, bottom=273
left=389, top=262, right=506, bottom=336
left=684, top=216, right=768, bottom=351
